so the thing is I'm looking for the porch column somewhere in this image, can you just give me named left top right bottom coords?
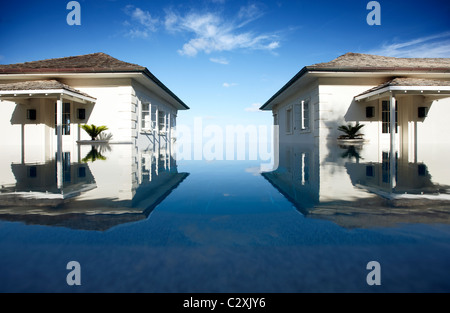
left=389, top=94, right=396, bottom=151
left=56, top=96, right=64, bottom=189
left=168, top=112, right=171, bottom=171
left=389, top=94, right=397, bottom=190
left=21, top=124, right=25, bottom=164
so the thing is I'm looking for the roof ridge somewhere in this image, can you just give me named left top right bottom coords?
left=0, top=52, right=146, bottom=72
left=309, top=52, right=450, bottom=69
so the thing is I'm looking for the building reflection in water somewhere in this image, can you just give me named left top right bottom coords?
left=0, top=143, right=188, bottom=231
left=262, top=141, right=450, bottom=228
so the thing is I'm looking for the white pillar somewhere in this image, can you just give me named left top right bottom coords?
left=168, top=112, right=171, bottom=170
left=56, top=96, right=63, bottom=190
left=21, top=124, right=25, bottom=164
left=389, top=94, right=397, bottom=190
left=389, top=94, right=396, bottom=151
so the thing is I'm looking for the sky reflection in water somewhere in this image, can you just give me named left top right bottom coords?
left=0, top=142, right=450, bottom=292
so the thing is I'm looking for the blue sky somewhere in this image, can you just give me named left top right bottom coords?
left=0, top=0, right=449, bottom=128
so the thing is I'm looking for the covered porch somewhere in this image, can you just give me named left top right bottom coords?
left=355, top=78, right=450, bottom=190
left=355, top=78, right=450, bottom=150
left=0, top=80, right=96, bottom=189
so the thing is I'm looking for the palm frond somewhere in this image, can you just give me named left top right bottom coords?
left=338, top=122, right=365, bottom=139
left=80, top=124, right=109, bottom=141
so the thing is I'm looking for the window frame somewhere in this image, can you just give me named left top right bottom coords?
left=300, top=99, right=311, bottom=133
left=140, top=101, right=152, bottom=133
left=381, top=100, right=398, bottom=134
left=285, top=106, right=293, bottom=135
left=55, top=101, right=71, bottom=136
left=158, top=110, right=166, bottom=133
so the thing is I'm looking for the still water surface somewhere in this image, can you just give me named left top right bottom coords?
left=0, top=143, right=450, bottom=292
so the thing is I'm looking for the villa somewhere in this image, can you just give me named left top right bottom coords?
left=261, top=53, right=450, bottom=219
left=0, top=53, right=189, bottom=211
left=0, top=52, right=189, bottom=162
left=260, top=53, right=450, bottom=155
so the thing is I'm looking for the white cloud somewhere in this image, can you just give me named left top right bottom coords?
left=245, top=103, right=262, bottom=112
left=164, top=10, right=178, bottom=32
left=237, top=4, right=264, bottom=27
left=210, top=57, right=229, bottom=65
left=366, top=32, right=450, bottom=58
left=126, top=29, right=149, bottom=39
left=123, top=5, right=159, bottom=38
left=164, top=5, right=280, bottom=57
left=123, top=4, right=281, bottom=55
left=223, top=82, right=237, bottom=88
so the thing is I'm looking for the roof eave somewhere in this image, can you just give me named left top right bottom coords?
left=0, top=68, right=190, bottom=110
left=0, top=89, right=97, bottom=103
left=260, top=66, right=309, bottom=111
left=355, top=85, right=450, bottom=101
left=141, top=69, right=190, bottom=110
left=261, top=66, right=450, bottom=110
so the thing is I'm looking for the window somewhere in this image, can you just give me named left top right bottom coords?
left=166, top=113, right=170, bottom=133
left=141, top=102, right=151, bottom=131
left=77, top=108, right=86, bottom=120
left=158, top=110, right=166, bottom=132
left=418, top=164, right=427, bottom=176
left=381, top=100, right=398, bottom=134
left=171, top=114, right=176, bottom=133
left=28, top=166, right=37, bottom=178
left=286, top=107, right=293, bottom=134
left=27, top=109, right=37, bottom=121
left=366, top=165, right=374, bottom=177
left=273, top=113, right=278, bottom=126
left=366, top=106, right=375, bottom=118
left=381, top=151, right=390, bottom=183
left=78, top=166, right=86, bottom=178
left=301, top=100, right=310, bottom=130
left=63, top=152, right=71, bottom=183
left=55, top=102, right=71, bottom=135
left=418, top=107, right=428, bottom=118
left=151, top=106, right=157, bottom=130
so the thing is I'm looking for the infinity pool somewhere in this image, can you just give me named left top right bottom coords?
left=1, top=143, right=450, bottom=292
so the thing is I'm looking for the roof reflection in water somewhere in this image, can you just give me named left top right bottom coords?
left=262, top=142, right=450, bottom=229
left=0, top=144, right=188, bottom=231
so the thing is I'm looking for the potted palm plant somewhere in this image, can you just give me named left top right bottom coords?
left=80, top=124, right=109, bottom=141
left=337, top=122, right=365, bottom=144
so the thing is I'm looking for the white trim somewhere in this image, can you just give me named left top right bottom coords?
left=140, top=100, right=154, bottom=134
left=355, top=85, right=450, bottom=101
left=0, top=89, right=96, bottom=103
left=301, top=100, right=307, bottom=130
left=300, top=99, right=311, bottom=132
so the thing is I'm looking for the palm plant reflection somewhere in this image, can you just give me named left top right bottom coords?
left=339, top=145, right=363, bottom=162
left=82, top=145, right=108, bottom=163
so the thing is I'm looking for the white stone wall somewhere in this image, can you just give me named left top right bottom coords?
left=132, top=80, right=178, bottom=151
left=273, top=81, right=319, bottom=144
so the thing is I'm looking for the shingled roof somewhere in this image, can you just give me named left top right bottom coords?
left=308, top=52, right=450, bottom=71
left=0, top=52, right=189, bottom=109
left=260, top=53, right=450, bottom=110
left=0, top=52, right=145, bottom=74
left=0, top=80, right=95, bottom=99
